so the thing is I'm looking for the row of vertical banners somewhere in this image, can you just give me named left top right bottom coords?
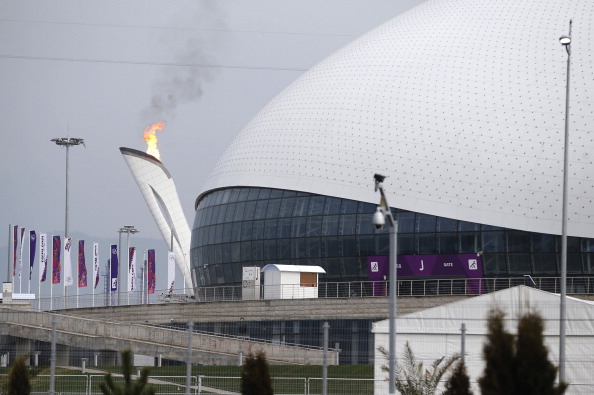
left=9, top=225, right=176, bottom=296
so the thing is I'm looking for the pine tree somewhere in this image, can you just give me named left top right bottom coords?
left=442, top=361, right=473, bottom=395
left=99, top=349, right=155, bottom=395
left=478, top=308, right=516, bottom=395
left=240, top=350, right=273, bottom=395
left=7, top=356, right=31, bottom=395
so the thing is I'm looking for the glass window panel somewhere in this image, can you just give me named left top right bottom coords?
left=229, top=188, right=241, bottom=203
left=483, top=232, right=504, bottom=253
left=230, top=243, right=241, bottom=262
left=254, top=200, right=268, bottom=220
left=231, top=223, right=242, bottom=242
left=483, top=253, right=508, bottom=275
left=224, top=203, right=236, bottom=223
left=237, top=188, right=250, bottom=201
left=277, top=239, right=291, bottom=259
left=341, top=257, right=359, bottom=277
left=339, top=214, right=357, bottom=235
left=264, top=219, right=278, bottom=239
left=459, top=232, right=478, bottom=253
left=204, top=206, right=214, bottom=226
left=482, top=224, right=503, bottom=231
left=217, top=204, right=227, bottom=223
left=357, top=202, right=376, bottom=214
left=324, top=197, right=342, bottom=215
left=376, top=235, right=389, bottom=255
left=266, top=199, right=281, bottom=218
left=213, top=191, right=224, bottom=205
left=240, top=241, right=252, bottom=261
left=243, top=201, right=256, bottom=221
left=222, top=223, right=232, bottom=243
left=306, top=238, right=321, bottom=258
left=322, top=216, right=339, bottom=236
left=416, top=234, right=436, bottom=254
left=583, top=253, right=594, bottom=274
left=507, top=231, right=531, bottom=253
left=291, top=217, right=307, bottom=237
left=270, top=189, right=284, bottom=199
left=568, top=237, right=580, bottom=253
left=340, top=200, right=359, bottom=214
left=209, top=265, right=218, bottom=285
left=292, top=238, right=306, bottom=258
left=416, top=214, right=436, bottom=233
left=252, top=220, right=265, bottom=240
left=233, top=203, right=246, bottom=222
left=306, top=216, right=322, bottom=237
left=279, top=198, right=295, bottom=217
left=321, top=237, right=339, bottom=257
left=293, top=197, right=310, bottom=216
left=241, top=222, right=253, bottom=241
left=532, top=233, right=557, bottom=252
left=357, top=214, right=375, bottom=235
left=308, top=196, right=326, bottom=215
left=222, top=244, right=231, bottom=263
left=568, top=253, right=583, bottom=274
left=339, top=236, right=356, bottom=257
left=258, top=188, right=272, bottom=200
left=232, top=263, right=242, bottom=283
left=533, top=253, right=558, bottom=275
left=252, top=241, right=263, bottom=261
left=324, top=258, right=340, bottom=278
left=436, top=217, right=457, bottom=232
left=458, top=221, right=480, bottom=231
left=508, top=254, right=532, bottom=274
left=263, top=240, right=277, bottom=260
left=207, top=245, right=215, bottom=265
left=437, top=233, right=458, bottom=254
left=197, top=266, right=206, bottom=286
left=207, top=225, right=216, bottom=244
left=278, top=218, right=291, bottom=238
left=214, top=245, right=223, bottom=264
left=247, top=188, right=260, bottom=201
left=397, top=212, right=415, bottom=233
left=398, top=234, right=414, bottom=255
left=221, top=189, right=232, bottom=204
left=282, top=190, right=297, bottom=197
left=357, top=235, right=374, bottom=256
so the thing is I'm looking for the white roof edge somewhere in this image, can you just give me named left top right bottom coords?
left=261, top=264, right=326, bottom=273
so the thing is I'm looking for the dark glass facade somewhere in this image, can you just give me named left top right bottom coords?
left=191, top=187, right=594, bottom=287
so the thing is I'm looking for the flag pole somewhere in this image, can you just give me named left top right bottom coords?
left=50, top=235, right=53, bottom=311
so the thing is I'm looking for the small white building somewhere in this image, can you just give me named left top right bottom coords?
left=261, top=264, right=325, bottom=299
left=373, top=286, right=594, bottom=395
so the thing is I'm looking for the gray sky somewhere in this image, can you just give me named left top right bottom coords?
left=0, top=0, right=423, bottom=292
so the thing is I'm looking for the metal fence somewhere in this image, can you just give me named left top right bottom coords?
left=28, top=276, right=594, bottom=311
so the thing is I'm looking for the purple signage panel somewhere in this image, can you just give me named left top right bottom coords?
left=368, top=254, right=484, bottom=294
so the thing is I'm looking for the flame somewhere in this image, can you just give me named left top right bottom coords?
left=143, top=122, right=165, bottom=160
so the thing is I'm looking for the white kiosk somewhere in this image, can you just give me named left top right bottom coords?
left=261, top=264, right=325, bottom=299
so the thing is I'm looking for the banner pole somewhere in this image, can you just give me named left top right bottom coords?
left=6, top=224, right=11, bottom=283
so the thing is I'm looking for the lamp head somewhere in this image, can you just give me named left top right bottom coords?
left=559, top=35, right=571, bottom=46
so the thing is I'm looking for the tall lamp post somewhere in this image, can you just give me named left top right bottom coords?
left=118, top=225, right=139, bottom=305
left=372, top=173, right=398, bottom=394
left=51, top=137, right=84, bottom=304
left=558, top=19, right=572, bottom=384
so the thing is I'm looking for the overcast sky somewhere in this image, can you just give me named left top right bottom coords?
left=0, top=0, right=423, bottom=292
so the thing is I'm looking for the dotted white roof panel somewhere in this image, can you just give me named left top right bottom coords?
left=201, top=0, right=594, bottom=238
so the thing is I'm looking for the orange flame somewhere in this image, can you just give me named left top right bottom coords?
left=143, top=122, right=165, bottom=160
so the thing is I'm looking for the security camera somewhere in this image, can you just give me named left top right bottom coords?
left=372, top=208, right=385, bottom=230
left=373, top=173, right=386, bottom=183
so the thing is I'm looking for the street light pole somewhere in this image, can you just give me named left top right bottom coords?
left=118, top=225, right=139, bottom=305
left=558, top=19, right=572, bottom=384
left=373, top=173, right=398, bottom=394
left=51, top=137, right=84, bottom=305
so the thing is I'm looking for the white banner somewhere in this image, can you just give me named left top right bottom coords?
left=167, top=251, right=175, bottom=293
left=63, top=237, right=73, bottom=286
left=39, top=234, right=48, bottom=282
left=128, top=247, right=136, bottom=292
left=18, top=228, right=25, bottom=279
left=93, top=243, right=99, bottom=289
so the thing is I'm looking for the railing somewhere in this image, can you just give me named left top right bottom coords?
left=27, top=276, right=594, bottom=311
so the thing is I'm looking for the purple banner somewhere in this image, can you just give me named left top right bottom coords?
left=147, top=249, right=156, bottom=295
left=368, top=254, right=483, bottom=294
left=110, top=244, right=118, bottom=291
left=78, top=240, right=87, bottom=288
left=52, top=236, right=61, bottom=284
left=29, top=231, right=36, bottom=280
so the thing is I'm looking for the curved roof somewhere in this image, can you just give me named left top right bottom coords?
left=201, top=0, right=594, bottom=237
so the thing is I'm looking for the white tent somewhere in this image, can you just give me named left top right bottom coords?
left=373, top=286, right=594, bottom=395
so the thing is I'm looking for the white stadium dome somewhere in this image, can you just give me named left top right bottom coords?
left=201, top=0, right=594, bottom=238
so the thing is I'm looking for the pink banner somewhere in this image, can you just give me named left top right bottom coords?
left=78, top=240, right=87, bottom=287
left=147, top=249, right=156, bottom=295
left=52, top=236, right=61, bottom=284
